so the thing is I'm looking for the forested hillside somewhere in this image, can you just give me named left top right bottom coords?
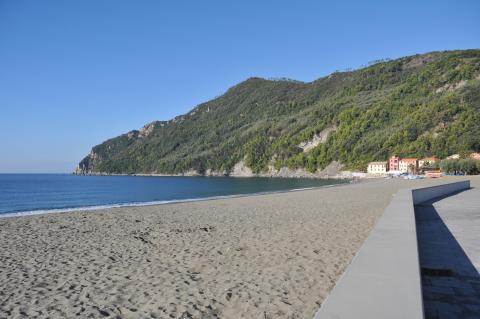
left=78, top=50, right=480, bottom=175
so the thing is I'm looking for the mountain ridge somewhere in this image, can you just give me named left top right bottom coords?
left=77, top=49, right=480, bottom=176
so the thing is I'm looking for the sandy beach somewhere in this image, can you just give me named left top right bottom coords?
left=0, top=177, right=477, bottom=319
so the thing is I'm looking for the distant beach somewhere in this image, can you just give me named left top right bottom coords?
left=0, top=177, right=477, bottom=318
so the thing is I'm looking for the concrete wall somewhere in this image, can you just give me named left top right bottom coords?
left=411, top=180, right=470, bottom=205
left=314, top=180, right=470, bottom=319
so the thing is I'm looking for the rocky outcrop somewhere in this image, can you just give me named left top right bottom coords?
left=205, top=169, right=228, bottom=177
left=74, top=151, right=97, bottom=175
left=260, top=161, right=350, bottom=179
left=402, top=53, right=437, bottom=69
left=435, top=80, right=467, bottom=93
left=227, top=160, right=354, bottom=179
left=229, top=161, right=254, bottom=177
left=139, top=122, right=157, bottom=138
left=298, top=127, right=336, bottom=152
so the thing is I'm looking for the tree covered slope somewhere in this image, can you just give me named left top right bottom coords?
left=78, top=49, right=480, bottom=175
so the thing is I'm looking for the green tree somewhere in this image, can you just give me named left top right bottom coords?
left=244, top=136, right=271, bottom=174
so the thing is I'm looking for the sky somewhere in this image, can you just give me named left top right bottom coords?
left=0, top=0, right=479, bottom=173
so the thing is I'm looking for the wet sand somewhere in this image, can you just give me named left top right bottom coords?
left=0, top=177, right=476, bottom=319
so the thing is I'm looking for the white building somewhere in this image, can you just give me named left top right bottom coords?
left=367, top=161, right=389, bottom=174
left=399, top=158, right=418, bottom=173
left=446, top=154, right=460, bottom=160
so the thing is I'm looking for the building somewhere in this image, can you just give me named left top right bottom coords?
left=418, top=157, right=439, bottom=168
left=389, top=156, right=400, bottom=171
left=399, top=158, right=418, bottom=173
left=470, top=152, right=480, bottom=161
left=446, top=154, right=460, bottom=160
left=425, top=170, right=442, bottom=178
left=367, top=161, right=389, bottom=175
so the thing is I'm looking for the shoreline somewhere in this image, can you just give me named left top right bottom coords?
left=0, top=180, right=354, bottom=219
left=73, top=161, right=362, bottom=180
left=72, top=171, right=358, bottom=179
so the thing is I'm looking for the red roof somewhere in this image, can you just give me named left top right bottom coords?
left=470, top=153, right=480, bottom=160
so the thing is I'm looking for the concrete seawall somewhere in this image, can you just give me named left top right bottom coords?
left=411, top=181, right=470, bottom=204
left=314, top=180, right=471, bottom=319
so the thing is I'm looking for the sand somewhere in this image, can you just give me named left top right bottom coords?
left=0, top=177, right=476, bottom=319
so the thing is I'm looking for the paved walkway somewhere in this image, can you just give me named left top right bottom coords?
left=415, top=187, right=480, bottom=319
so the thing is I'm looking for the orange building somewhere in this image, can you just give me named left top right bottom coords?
left=470, top=152, right=480, bottom=161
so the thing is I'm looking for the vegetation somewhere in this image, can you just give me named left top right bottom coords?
left=420, top=161, right=440, bottom=171
left=78, top=50, right=480, bottom=175
left=440, top=159, right=480, bottom=175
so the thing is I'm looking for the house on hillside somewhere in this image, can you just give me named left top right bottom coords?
left=389, top=156, right=400, bottom=171
left=418, top=157, right=439, bottom=168
left=399, top=158, right=418, bottom=173
left=470, top=152, right=480, bottom=161
left=367, top=161, right=389, bottom=175
left=446, top=154, right=460, bottom=160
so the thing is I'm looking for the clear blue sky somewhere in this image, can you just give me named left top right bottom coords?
left=1, top=0, right=479, bottom=173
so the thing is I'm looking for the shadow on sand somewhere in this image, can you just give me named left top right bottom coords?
left=415, top=190, right=480, bottom=319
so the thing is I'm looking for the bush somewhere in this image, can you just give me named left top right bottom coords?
left=440, top=159, right=479, bottom=175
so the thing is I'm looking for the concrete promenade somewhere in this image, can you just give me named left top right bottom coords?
left=314, top=180, right=473, bottom=319
left=416, top=187, right=480, bottom=318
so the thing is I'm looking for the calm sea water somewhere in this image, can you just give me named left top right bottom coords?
left=0, top=174, right=348, bottom=216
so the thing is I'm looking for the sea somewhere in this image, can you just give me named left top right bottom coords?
left=0, top=174, right=348, bottom=217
